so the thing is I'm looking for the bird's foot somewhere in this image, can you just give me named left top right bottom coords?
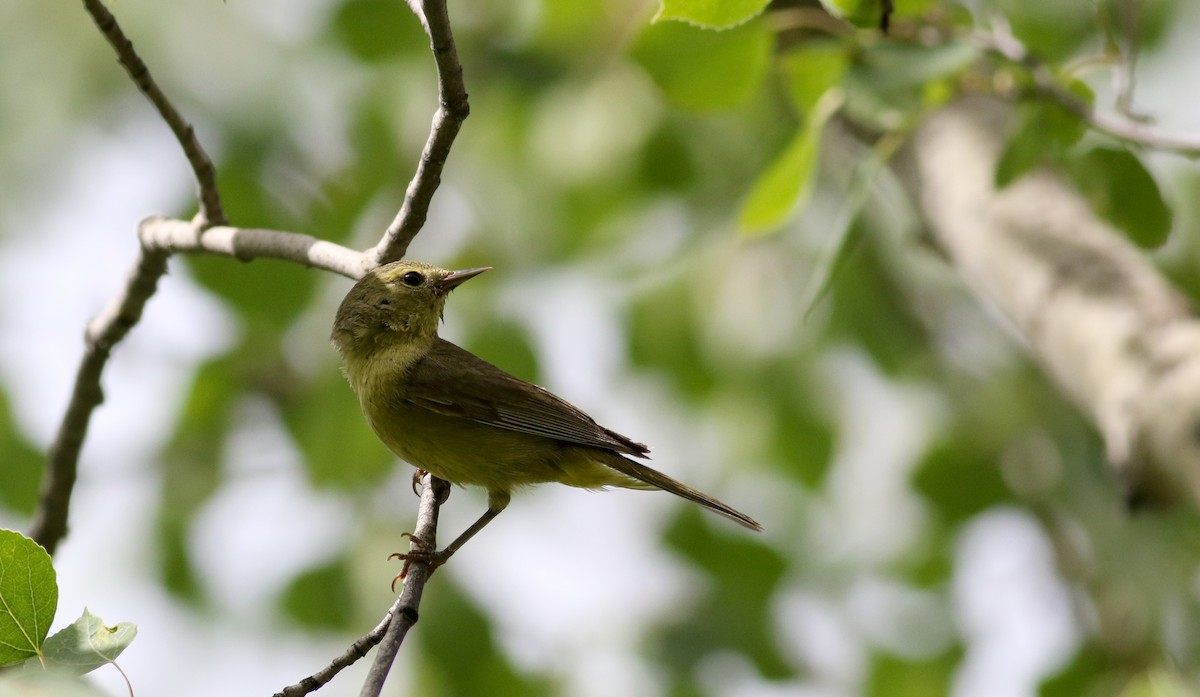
left=410, top=469, right=429, bottom=497
left=389, top=533, right=452, bottom=591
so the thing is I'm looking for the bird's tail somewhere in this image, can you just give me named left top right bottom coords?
left=600, top=454, right=762, bottom=532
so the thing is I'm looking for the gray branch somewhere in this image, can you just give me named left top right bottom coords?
left=359, top=476, right=450, bottom=697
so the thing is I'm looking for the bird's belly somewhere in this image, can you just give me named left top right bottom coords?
left=366, top=400, right=613, bottom=491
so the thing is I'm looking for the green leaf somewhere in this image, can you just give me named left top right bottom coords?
left=331, top=0, right=428, bottom=63
left=780, top=41, right=850, bottom=114
left=283, top=369, right=395, bottom=489
left=995, top=85, right=1092, bottom=187
left=1118, top=668, right=1196, bottom=697
left=281, top=559, right=356, bottom=631
left=841, top=40, right=979, bottom=131
left=739, top=90, right=842, bottom=234
left=632, top=19, right=772, bottom=112
left=819, top=0, right=884, bottom=27
left=41, top=609, right=136, bottom=675
left=791, top=132, right=904, bottom=315
left=0, top=531, right=57, bottom=667
left=866, top=648, right=963, bottom=697
left=653, top=0, right=771, bottom=29
left=1064, top=147, right=1172, bottom=249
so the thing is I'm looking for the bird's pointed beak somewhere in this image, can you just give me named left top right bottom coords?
left=438, top=266, right=491, bottom=293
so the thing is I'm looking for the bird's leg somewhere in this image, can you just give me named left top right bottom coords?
left=390, top=490, right=511, bottom=589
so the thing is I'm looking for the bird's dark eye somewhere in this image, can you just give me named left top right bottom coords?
left=401, top=271, right=424, bottom=287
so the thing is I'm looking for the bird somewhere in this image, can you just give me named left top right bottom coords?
left=331, top=260, right=761, bottom=575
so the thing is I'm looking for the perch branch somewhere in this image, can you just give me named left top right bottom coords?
left=272, top=478, right=448, bottom=697
left=369, top=0, right=470, bottom=265
left=359, top=476, right=450, bottom=697
left=79, top=0, right=226, bottom=226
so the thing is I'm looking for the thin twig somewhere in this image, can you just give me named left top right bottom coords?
left=272, top=606, right=394, bottom=697
left=359, top=476, right=450, bottom=697
left=973, top=22, right=1200, bottom=156
left=29, top=246, right=170, bottom=555
left=79, top=0, right=226, bottom=226
left=369, top=0, right=470, bottom=265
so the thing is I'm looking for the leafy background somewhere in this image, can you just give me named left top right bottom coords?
left=3, top=0, right=1200, bottom=695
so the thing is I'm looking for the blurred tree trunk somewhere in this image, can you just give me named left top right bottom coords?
left=903, top=95, right=1200, bottom=507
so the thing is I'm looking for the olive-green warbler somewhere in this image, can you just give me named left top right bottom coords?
left=332, top=261, right=761, bottom=569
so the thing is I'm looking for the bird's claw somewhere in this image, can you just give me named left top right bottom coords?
left=389, top=533, right=450, bottom=591
left=410, top=469, right=429, bottom=497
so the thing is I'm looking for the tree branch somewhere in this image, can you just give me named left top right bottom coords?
left=137, top=216, right=372, bottom=280
left=79, top=0, right=226, bottom=226
left=359, top=476, right=449, bottom=697
left=368, top=0, right=470, bottom=265
left=972, top=22, right=1200, bottom=156
left=29, top=246, right=169, bottom=554
left=271, top=477, right=448, bottom=697
left=907, top=95, right=1200, bottom=505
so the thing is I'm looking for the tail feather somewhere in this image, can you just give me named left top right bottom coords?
left=601, top=454, right=762, bottom=532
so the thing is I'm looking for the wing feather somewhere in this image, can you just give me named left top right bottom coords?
left=402, top=339, right=649, bottom=458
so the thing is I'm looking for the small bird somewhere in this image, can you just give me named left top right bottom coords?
left=332, top=261, right=761, bottom=573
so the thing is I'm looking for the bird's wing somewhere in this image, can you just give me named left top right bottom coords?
left=400, top=339, right=649, bottom=458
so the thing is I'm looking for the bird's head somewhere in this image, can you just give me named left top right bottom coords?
left=331, top=260, right=490, bottom=357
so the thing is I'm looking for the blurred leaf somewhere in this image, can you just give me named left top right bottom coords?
left=659, top=510, right=792, bottom=679
left=842, top=40, right=980, bottom=131
left=995, top=86, right=1092, bottom=187
left=994, top=0, right=1096, bottom=62
left=1119, top=668, right=1198, bottom=697
left=758, top=367, right=834, bottom=487
left=1064, top=147, right=1171, bottom=249
left=636, top=125, right=699, bottom=192
left=0, top=530, right=56, bottom=667
left=792, top=132, right=903, bottom=314
left=331, top=0, right=428, bottom=63
left=866, top=647, right=963, bottom=696
left=826, top=229, right=929, bottom=375
left=629, top=280, right=719, bottom=398
left=281, top=558, right=356, bottom=631
left=157, top=351, right=244, bottom=601
left=823, top=0, right=941, bottom=26
left=740, top=90, right=842, bottom=234
left=632, top=19, right=772, bottom=112
left=41, top=609, right=136, bottom=676
left=1039, top=644, right=1128, bottom=696
left=781, top=41, right=851, bottom=114
left=654, top=0, right=771, bottom=29
left=914, top=437, right=1012, bottom=526
left=464, top=320, right=540, bottom=385
left=819, top=0, right=885, bottom=27
left=418, top=583, right=552, bottom=697
left=283, top=368, right=395, bottom=489
left=0, top=388, right=43, bottom=515
left=185, top=256, right=320, bottom=332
